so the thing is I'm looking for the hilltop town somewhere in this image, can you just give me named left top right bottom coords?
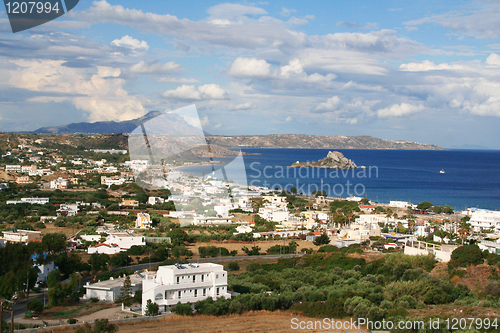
left=0, top=133, right=499, bottom=332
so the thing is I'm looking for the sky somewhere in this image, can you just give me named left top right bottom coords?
left=2, top=1, right=500, bottom=148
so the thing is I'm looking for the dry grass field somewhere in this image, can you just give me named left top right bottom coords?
left=40, top=311, right=371, bottom=333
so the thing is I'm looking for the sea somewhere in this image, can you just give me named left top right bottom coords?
left=181, top=149, right=500, bottom=211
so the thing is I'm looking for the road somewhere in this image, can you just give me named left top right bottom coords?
left=5, top=253, right=303, bottom=319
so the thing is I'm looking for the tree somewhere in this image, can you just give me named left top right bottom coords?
left=313, top=233, right=330, bottom=246
left=458, top=221, right=471, bottom=245
left=359, top=198, right=370, bottom=205
left=42, top=233, right=66, bottom=254
left=451, top=244, right=483, bottom=267
left=168, top=228, right=191, bottom=246
left=145, top=299, right=159, bottom=316
left=118, top=276, right=133, bottom=306
left=416, top=201, right=433, bottom=210
left=0, top=271, right=18, bottom=299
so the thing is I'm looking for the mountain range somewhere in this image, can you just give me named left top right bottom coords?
left=32, top=111, right=443, bottom=150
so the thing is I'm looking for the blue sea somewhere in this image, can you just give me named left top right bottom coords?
left=182, top=149, right=500, bottom=211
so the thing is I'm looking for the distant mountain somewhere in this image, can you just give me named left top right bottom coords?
left=33, top=111, right=163, bottom=134
left=31, top=113, right=442, bottom=150
left=206, top=134, right=443, bottom=150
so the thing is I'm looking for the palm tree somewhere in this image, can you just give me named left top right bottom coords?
left=458, top=221, right=471, bottom=245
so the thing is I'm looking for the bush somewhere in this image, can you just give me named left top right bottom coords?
left=227, top=261, right=240, bottom=271
left=172, top=302, right=193, bottom=316
left=89, top=297, right=99, bottom=303
left=450, top=244, right=483, bottom=267
left=67, top=319, right=77, bottom=324
left=27, top=298, right=44, bottom=314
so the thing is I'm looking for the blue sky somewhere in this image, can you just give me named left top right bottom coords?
left=2, top=0, right=500, bottom=148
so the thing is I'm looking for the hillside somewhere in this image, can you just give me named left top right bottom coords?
left=28, top=112, right=443, bottom=150
left=206, top=134, right=443, bottom=150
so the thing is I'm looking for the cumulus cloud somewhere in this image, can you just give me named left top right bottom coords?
left=163, top=84, right=228, bottom=100
left=8, top=59, right=145, bottom=122
left=312, top=96, right=341, bottom=112
left=111, top=35, right=149, bottom=53
left=129, top=60, right=180, bottom=74
left=228, top=57, right=336, bottom=87
left=229, top=102, right=253, bottom=111
left=377, top=103, right=425, bottom=117
left=228, top=57, right=272, bottom=78
left=486, top=53, right=500, bottom=66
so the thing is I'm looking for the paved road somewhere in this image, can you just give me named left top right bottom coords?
left=5, top=253, right=303, bottom=319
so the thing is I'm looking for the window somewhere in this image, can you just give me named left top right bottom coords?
left=216, top=287, right=219, bottom=295
left=178, top=291, right=181, bottom=299
left=176, top=276, right=179, bottom=284
left=165, top=291, right=168, bottom=299
left=155, top=293, right=163, bottom=300
left=216, top=274, right=219, bottom=279
left=194, top=290, right=197, bottom=297
left=201, top=275, right=204, bottom=282
left=193, top=275, right=195, bottom=283
left=203, top=289, right=206, bottom=296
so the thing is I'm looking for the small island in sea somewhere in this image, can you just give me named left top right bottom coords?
left=291, top=151, right=358, bottom=169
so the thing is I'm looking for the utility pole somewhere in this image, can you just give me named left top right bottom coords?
left=1, top=299, right=15, bottom=333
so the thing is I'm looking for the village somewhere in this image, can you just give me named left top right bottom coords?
left=1, top=134, right=500, bottom=331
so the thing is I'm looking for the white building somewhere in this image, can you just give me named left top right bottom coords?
left=389, top=201, right=416, bottom=209
left=142, top=263, right=231, bottom=315
left=136, top=212, right=152, bottom=229
left=84, top=273, right=147, bottom=301
left=258, top=208, right=289, bottom=222
left=148, top=197, right=165, bottom=205
left=87, top=232, right=145, bottom=254
left=6, top=197, right=49, bottom=205
left=469, top=210, right=500, bottom=232
left=50, top=177, right=68, bottom=189
left=3, top=229, right=41, bottom=244
left=101, top=176, right=126, bottom=186
left=5, top=165, right=21, bottom=172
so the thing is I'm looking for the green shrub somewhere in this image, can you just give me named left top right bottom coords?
left=227, top=261, right=240, bottom=271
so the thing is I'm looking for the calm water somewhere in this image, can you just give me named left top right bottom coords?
left=182, top=149, right=500, bottom=211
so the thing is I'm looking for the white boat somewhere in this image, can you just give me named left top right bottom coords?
left=439, top=169, right=445, bottom=174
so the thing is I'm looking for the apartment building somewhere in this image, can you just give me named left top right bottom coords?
left=142, top=263, right=231, bottom=315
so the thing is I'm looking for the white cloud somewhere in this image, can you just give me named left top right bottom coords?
left=313, top=96, right=341, bottom=112
left=486, top=53, right=500, bottom=66
left=377, top=103, right=425, bottom=117
left=111, top=35, right=149, bottom=53
left=209, top=19, right=232, bottom=27
left=8, top=59, right=145, bottom=122
left=405, top=5, right=500, bottom=39
left=399, top=60, right=463, bottom=71
left=198, top=84, right=228, bottom=100
left=162, top=84, right=228, bottom=100
left=281, top=7, right=297, bottom=17
left=228, top=57, right=272, bottom=78
left=206, top=3, right=267, bottom=19
left=130, top=60, right=180, bottom=74
left=163, top=85, right=202, bottom=100
left=229, top=102, right=253, bottom=111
